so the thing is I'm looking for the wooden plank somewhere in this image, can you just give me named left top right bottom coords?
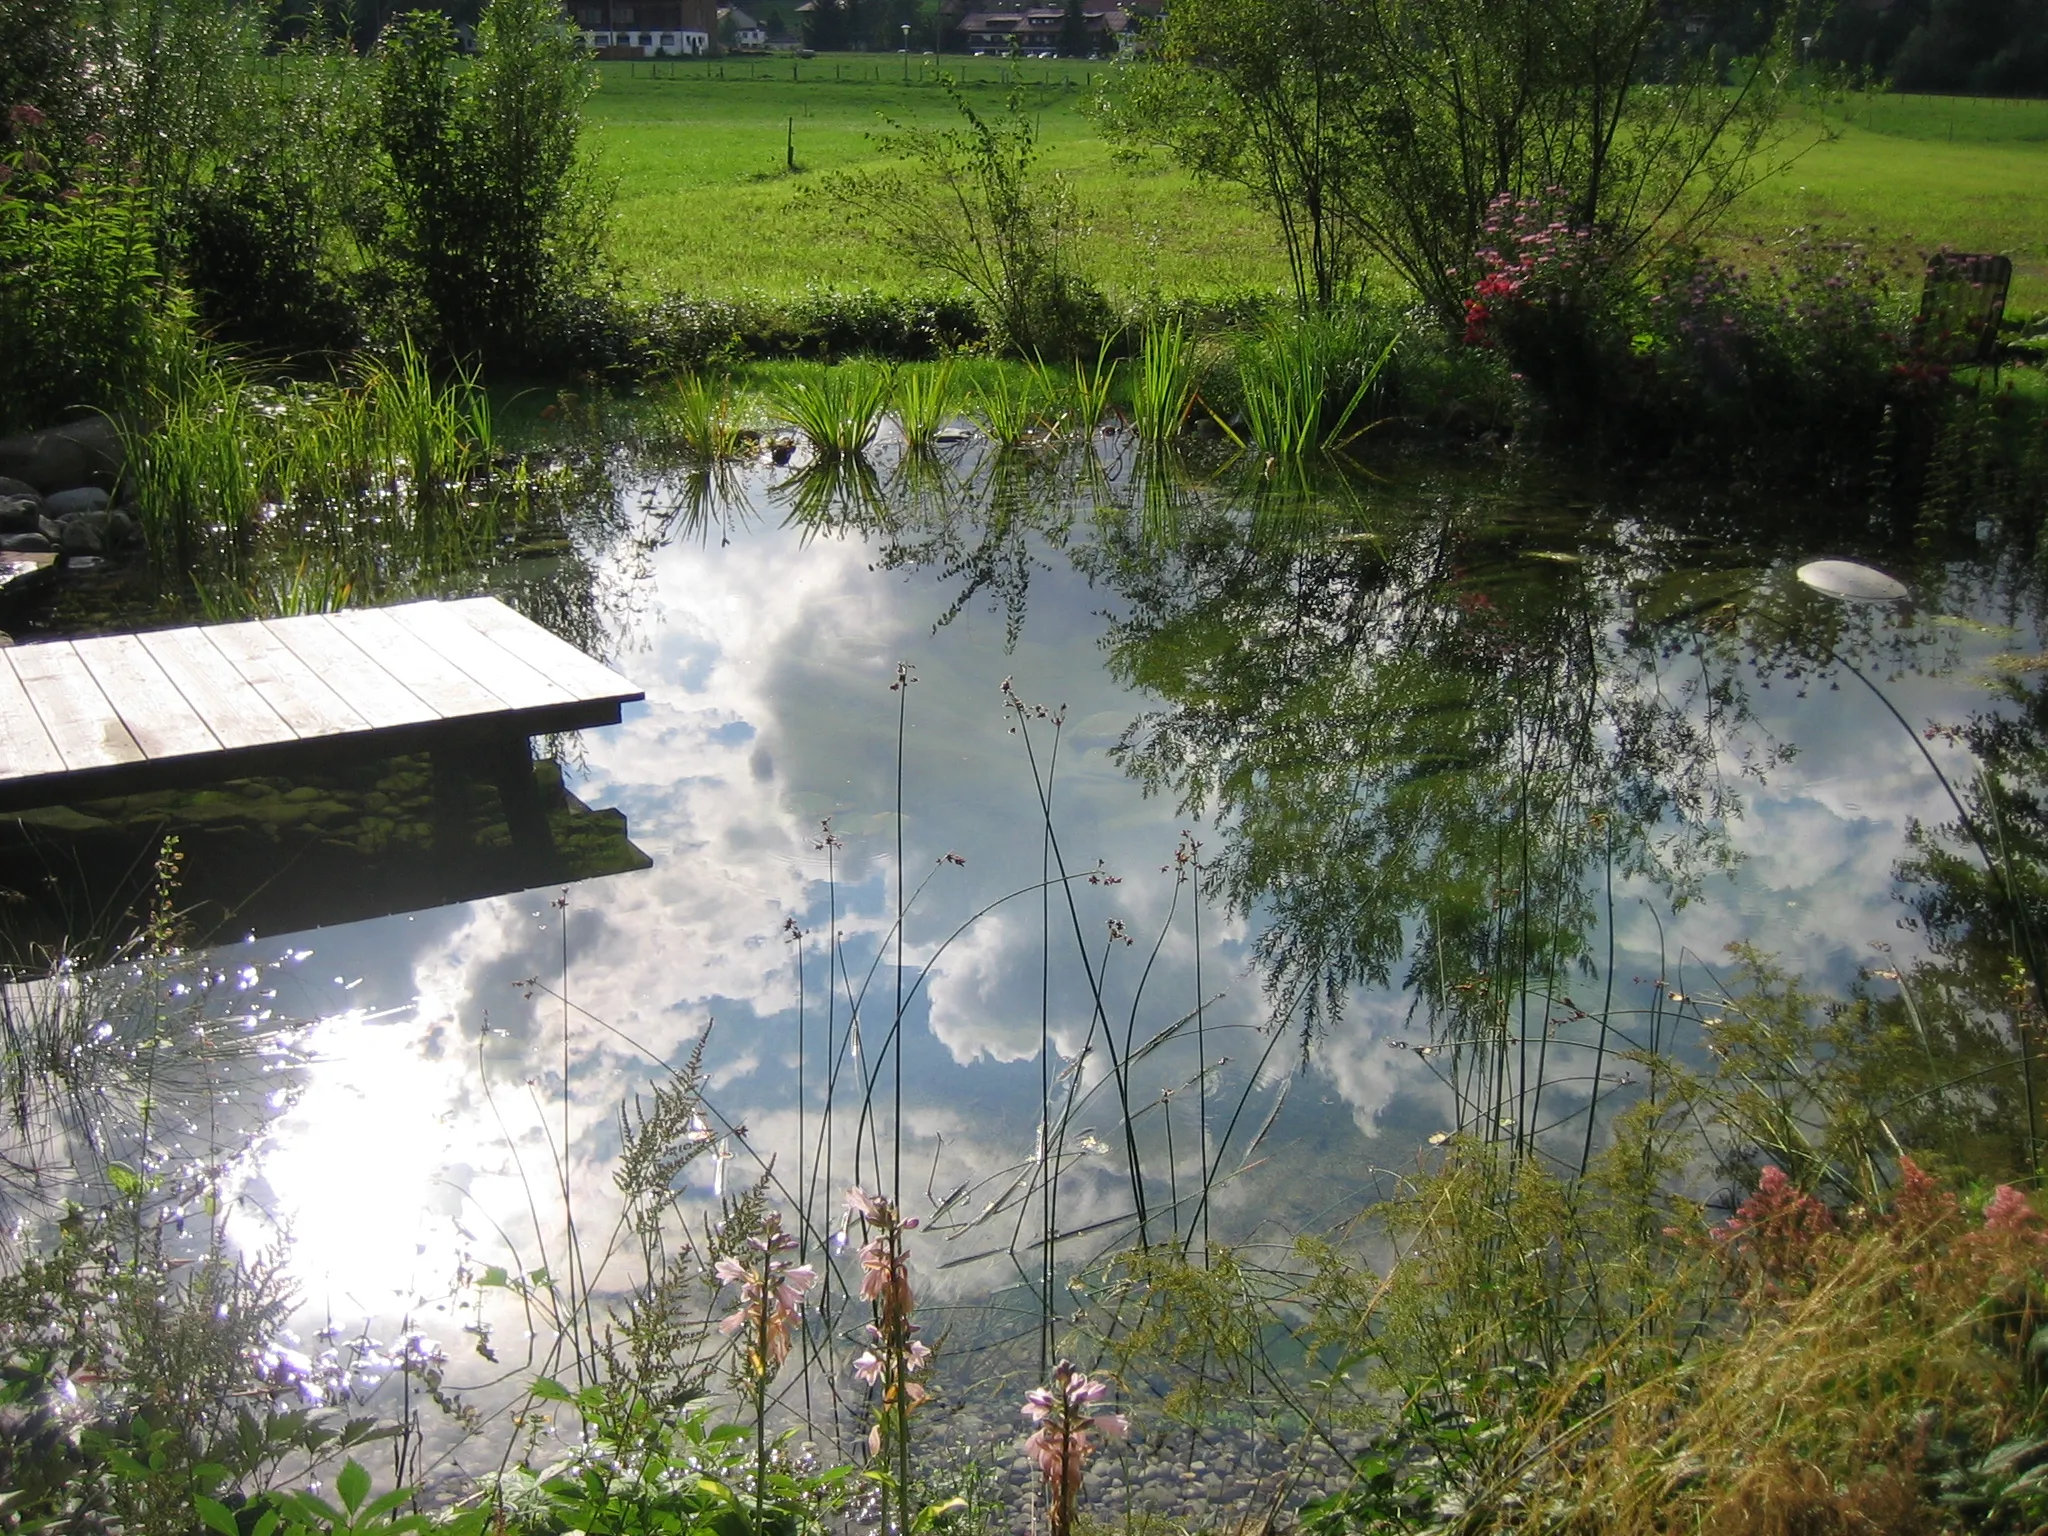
left=323, top=607, right=510, bottom=720
left=263, top=615, right=437, bottom=731
left=0, top=657, right=66, bottom=780
left=74, top=634, right=221, bottom=760
left=385, top=601, right=575, bottom=711
left=137, top=627, right=295, bottom=751
left=444, top=598, right=640, bottom=703
left=202, top=621, right=367, bottom=739
left=8, top=642, right=144, bottom=770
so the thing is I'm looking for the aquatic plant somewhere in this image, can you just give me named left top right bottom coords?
left=1229, top=311, right=1398, bottom=457
left=126, top=340, right=503, bottom=585
left=969, top=365, right=1052, bottom=447
left=891, top=359, right=960, bottom=452
left=667, top=371, right=748, bottom=460
left=1128, top=320, right=1198, bottom=445
left=765, top=363, right=895, bottom=459
left=1063, top=337, right=1120, bottom=436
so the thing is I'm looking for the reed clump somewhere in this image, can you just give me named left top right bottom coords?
left=1129, top=320, right=1199, bottom=445
left=891, top=359, right=960, bottom=452
left=125, top=341, right=502, bottom=581
left=765, top=361, right=895, bottom=459
left=969, top=364, right=1054, bottom=447
left=1228, top=310, right=1398, bottom=458
left=665, top=370, right=749, bottom=460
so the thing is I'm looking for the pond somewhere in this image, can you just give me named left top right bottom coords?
left=3, top=422, right=2038, bottom=1494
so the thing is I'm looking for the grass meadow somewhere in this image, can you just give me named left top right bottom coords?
left=585, top=61, right=2048, bottom=310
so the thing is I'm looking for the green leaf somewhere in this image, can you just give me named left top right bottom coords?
left=911, top=1495, right=969, bottom=1532
left=195, top=1494, right=241, bottom=1536
left=361, top=1488, right=412, bottom=1523
left=477, top=1265, right=510, bottom=1288
left=106, top=1161, right=144, bottom=1197
left=528, top=1376, right=573, bottom=1402
left=337, top=1458, right=371, bottom=1515
left=253, top=1512, right=280, bottom=1536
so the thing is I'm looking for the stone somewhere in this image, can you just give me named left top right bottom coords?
left=0, top=417, right=124, bottom=493
left=38, top=516, right=60, bottom=543
left=0, top=496, right=41, bottom=533
left=0, top=533, right=53, bottom=554
left=0, top=477, right=36, bottom=500
left=43, top=486, right=110, bottom=518
left=57, top=509, right=140, bottom=556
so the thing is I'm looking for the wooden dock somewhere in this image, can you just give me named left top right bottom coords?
left=0, top=598, right=644, bottom=829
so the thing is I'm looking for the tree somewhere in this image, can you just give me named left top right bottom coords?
left=1057, top=0, right=1088, bottom=56
left=1108, top=0, right=1810, bottom=323
left=376, top=0, right=609, bottom=366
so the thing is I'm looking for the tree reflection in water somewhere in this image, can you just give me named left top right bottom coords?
left=1080, top=459, right=1798, bottom=1158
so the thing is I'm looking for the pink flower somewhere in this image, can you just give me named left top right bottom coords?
left=715, top=1214, right=813, bottom=1377
left=1022, top=1360, right=1127, bottom=1533
left=1713, top=1165, right=1836, bottom=1290
left=1984, top=1184, right=2043, bottom=1237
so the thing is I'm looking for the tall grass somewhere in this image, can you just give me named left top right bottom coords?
left=765, top=362, right=895, bottom=459
left=1230, top=311, right=1398, bottom=458
left=1129, top=320, right=1198, bottom=445
left=666, top=371, right=748, bottom=460
left=1064, top=336, right=1120, bottom=435
left=124, top=341, right=503, bottom=584
left=891, top=359, right=959, bottom=452
left=969, top=366, right=1051, bottom=447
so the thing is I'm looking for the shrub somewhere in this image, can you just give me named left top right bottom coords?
left=171, top=45, right=378, bottom=358
left=376, top=0, right=610, bottom=369
left=1459, top=199, right=1912, bottom=466
left=823, top=83, right=1110, bottom=358
left=0, top=108, right=173, bottom=431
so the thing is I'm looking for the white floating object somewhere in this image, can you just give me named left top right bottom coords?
left=1796, top=559, right=1908, bottom=602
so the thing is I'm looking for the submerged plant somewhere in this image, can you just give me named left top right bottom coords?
left=766, top=363, right=895, bottom=460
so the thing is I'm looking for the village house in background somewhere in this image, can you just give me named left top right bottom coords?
left=572, top=0, right=717, bottom=55
left=716, top=5, right=769, bottom=47
left=942, top=0, right=1159, bottom=54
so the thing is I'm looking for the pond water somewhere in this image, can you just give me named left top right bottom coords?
left=5, top=426, right=2040, bottom=1486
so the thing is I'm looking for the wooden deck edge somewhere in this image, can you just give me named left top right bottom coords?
left=0, top=694, right=640, bottom=816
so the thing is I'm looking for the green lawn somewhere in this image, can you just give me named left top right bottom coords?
left=585, top=65, right=2048, bottom=311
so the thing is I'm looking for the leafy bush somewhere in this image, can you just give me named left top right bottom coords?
left=823, top=83, right=1110, bottom=358
left=1460, top=199, right=1913, bottom=465
left=636, top=290, right=989, bottom=372
left=172, top=46, right=378, bottom=358
left=376, top=0, right=609, bottom=369
left=0, top=108, right=173, bottom=431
